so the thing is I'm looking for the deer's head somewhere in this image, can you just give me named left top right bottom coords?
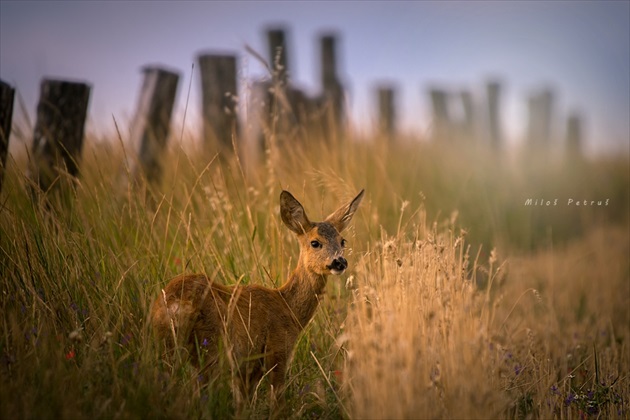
left=280, top=189, right=364, bottom=276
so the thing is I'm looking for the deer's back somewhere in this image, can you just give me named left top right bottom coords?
left=151, top=274, right=300, bottom=363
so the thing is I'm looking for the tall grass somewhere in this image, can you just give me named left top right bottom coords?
left=0, top=127, right=628, bottom=418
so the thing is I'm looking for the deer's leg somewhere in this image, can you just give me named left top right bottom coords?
left=266, top=350, right=288, bottom=403
left=239, top=356, right=264, bottom=399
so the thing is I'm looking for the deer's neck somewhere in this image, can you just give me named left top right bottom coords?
left=278, top=265, right=327, bottom=330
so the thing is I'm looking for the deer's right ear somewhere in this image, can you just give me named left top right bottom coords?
left=280, top=191, right=313, bottom=235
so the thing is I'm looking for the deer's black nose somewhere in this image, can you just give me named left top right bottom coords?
left=328, top=257, right=347, bottom=273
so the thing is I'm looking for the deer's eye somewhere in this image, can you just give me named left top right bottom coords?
left=341, top=239, right=347, bottom=248
left=310, top=240, right=322, bottom=249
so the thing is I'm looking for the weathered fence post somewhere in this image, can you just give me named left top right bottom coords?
left=30, top=79, right=91, bottom=193
left=526, top=95, right=537, bottom=147
left=486, top=80, right=502, bottom=150
left=527, top=88, right=554, bottom=148
left=320, top=33, right=344, bottom=135
left=566, top=112, right=583, bottom=158
left=263, top=26, right=300, bottom=146
left=377, top=85, right=396, bottom=139
left=198, top=53, right=238, bottom=151
left=460, top=90, right=475, bottom=141
left=0, top=80, right=15, bottom=194
left=267, top=27, right=289, bottom=84
left=430, top=88, right=450, bottom=141
left=245, top=27, right=291, bottom=157
left=128, top=66, right=179, bottom=185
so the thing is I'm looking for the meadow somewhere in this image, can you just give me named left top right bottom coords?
left=0, top=126, right=628, bottom=419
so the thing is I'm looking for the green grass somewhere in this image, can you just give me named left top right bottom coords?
left=1, top=131, right=628, bottom=418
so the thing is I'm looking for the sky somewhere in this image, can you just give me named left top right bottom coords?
left=1, top=1, right=629, bottom=155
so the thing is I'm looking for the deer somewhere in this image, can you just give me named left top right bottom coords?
left=150, top=189, right=364, bottom=404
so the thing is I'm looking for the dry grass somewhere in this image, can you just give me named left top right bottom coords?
left=0, top=127, right=628, bottom=418
left=345, top=219, right=628, bottom=418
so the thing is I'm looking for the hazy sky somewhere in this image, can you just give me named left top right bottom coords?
left=1, top=1, right=629, bottom=154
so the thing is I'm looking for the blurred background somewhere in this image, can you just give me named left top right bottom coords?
left=1, top=4, right=629, bottom=418
left=1, top=1, right=629, bottom=155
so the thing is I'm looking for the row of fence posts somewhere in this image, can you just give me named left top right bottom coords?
left=406, top=81, right=582, bottom=153
left=0, top=26, right=585, bottom=197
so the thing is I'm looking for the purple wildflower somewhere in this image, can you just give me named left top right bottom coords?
left=120, top=333, right=132, bottom=346
left=514, top=365, right=523, bottom=375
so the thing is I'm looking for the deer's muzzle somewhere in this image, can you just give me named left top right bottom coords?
left=327, top=257, right=348, bottom=274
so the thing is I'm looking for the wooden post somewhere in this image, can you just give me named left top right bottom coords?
left=267, top=27, right=289, bottom=84
left=320, top=33, right=344, bottom=134
left=129, top=66, right=179, bottom=185
left=486, top=80, right=502, bottom=150
left=540, top=89, right=554, bottom=146
left=566, top=112, right=583, bottom=157
left=526, top=94, right=537, bottom=147
left=320, top=34, right=338, bottom=91
left=0, top=80, right=15, bottom=194
left=377, top=86, right=396, bottom=139
left=264, top=27, right=299, bottom=145
left=198, top=53, right=238, bottom=151
left=30, top=79, right=90, bottom=192
left=527, top=88, right=554, bottom=148
left=430, top=88, right=450, bottom=141
left=460, top=90, right=476, bottom=141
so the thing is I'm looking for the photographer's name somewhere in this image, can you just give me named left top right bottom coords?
left=524, top=198, right=610, bottom=207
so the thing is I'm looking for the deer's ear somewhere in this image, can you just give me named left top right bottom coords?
left=280, top=191, right=313, bottom=235
left=325, top=189, right=364, bottom=233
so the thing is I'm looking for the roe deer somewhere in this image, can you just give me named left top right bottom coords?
left=150, top=189, right=364, bottom=402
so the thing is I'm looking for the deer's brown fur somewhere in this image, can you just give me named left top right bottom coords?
left=150, top=189, right=364, bottom=400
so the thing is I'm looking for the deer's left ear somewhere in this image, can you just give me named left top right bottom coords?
left=325, top=189, right=364, bottom=233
